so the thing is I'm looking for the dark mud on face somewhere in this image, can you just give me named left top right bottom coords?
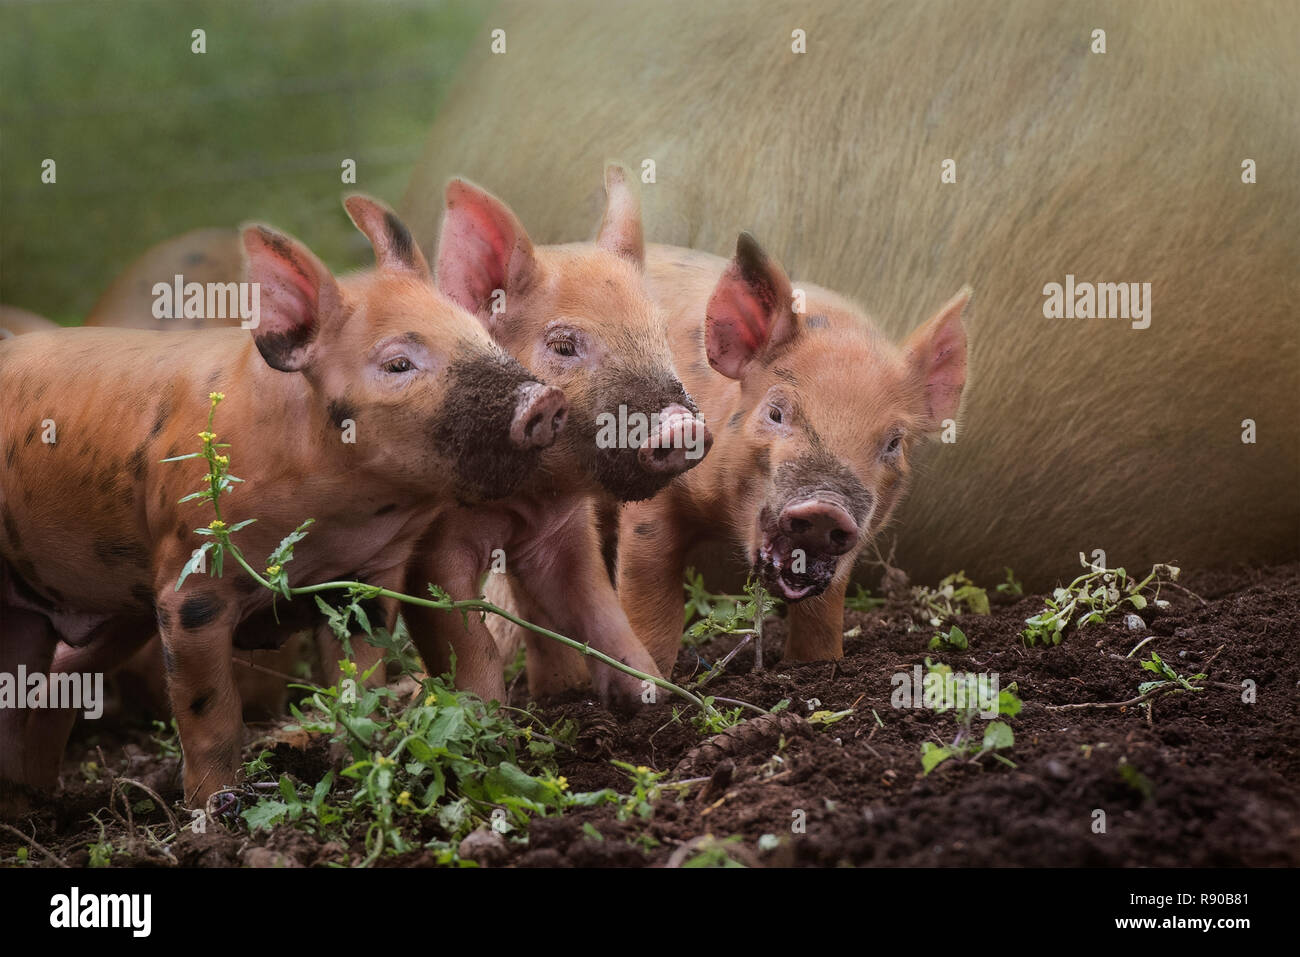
left=7, top=564, right=1298, bottom=867
left=435, top=350, right=548, bottom=501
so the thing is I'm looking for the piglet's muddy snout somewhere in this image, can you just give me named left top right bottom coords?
left=511, top=382, right=568, bottom=450
left=434, top=351, right=568, bottom=501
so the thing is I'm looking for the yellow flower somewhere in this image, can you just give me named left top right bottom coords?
left=635, top=765, right=651, bottom=776
left=266, top=564, right=282, bottom=578
left=376, top=755, right=393, bottom=768
left=554, top=776, right=568, bottom=791
left=214, top=455, right=229, bottom=466
left=208, top=391, right=225, bottom=402
left=208, top=520, right=226, bottom=530
left=197, top=431, right=216, bottom=443
left=397, top=791, right=412, bottom=808
left=523, top=727, right=532, bottom=740
left=424, top=693, right=437, bottom=707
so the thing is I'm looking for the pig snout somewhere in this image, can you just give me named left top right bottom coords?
left=637, top=403, right=713, bottom=476
left=510, top=382, right=568, bottom=450
left=779, top=498, right=859, bottom=557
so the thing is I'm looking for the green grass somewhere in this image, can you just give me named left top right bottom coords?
left=0, top=0, right=488, bottom=322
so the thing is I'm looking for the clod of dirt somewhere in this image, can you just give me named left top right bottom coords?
left=673, top=711, right=812, bottom=778
left=458, top=827, right=509, bottom=867
left=243, top=847, right=301, bottom=868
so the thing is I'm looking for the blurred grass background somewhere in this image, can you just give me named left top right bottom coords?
left=0, top=0, right=488, bottom=323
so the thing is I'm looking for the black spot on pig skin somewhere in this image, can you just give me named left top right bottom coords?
left=728, top=410, right=746, bottom=430
left=149, top=398, right=171, bottom=439
left=4, top=440, right=16, bottom=469
left=433, top=350, right=543, bottom=501
left=131, top=583, right=155, bottom=609
left=375, top=503, right=397, bottom=515
left=128, top=445, right=148, bottom=480
left=634, top=523, right=653, bottom=536
left=190, top=692, right=211, bottom=716
left=233, top=574, right=260, bottom=594
left=327, top=398, right=356, bottom=430
left=94, top=539, right=150, bottom=567
left=179, top=593, right=224, bottom=630
left=23, top=424, right=37, bottom=447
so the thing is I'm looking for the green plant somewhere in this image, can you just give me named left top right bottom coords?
left=682, top=574, right=778, bottom=650
left=86, top=814, right=114, bottom=868
left=845, top=583, right=887, bottom=612
left=909, top=571, right=989, bottom=629
left=1137, top=653, right=1206, bottom=698
left=689, top=697, right=746, bottom=734
left=1022, top=555, right=1178, bottom=646
left=928, top=624, right=968, bottom=652
left=682, top=834, right=747, bottom=868
left=241, top=667, right=619, bottom=865
left=995, top=567, right=1023, bottom=596
left=610, top=761, right=667, bottom=821
left=919, top=660, right=1021, bottom=774
left=150, top=719, right=181, bottom=761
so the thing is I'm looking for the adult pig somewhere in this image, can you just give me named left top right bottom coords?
left=401, top=0, right=1299, bottom=592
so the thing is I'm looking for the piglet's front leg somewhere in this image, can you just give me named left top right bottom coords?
left=156, top=586, right=243, bottom=808
left=403, top=549, right=507, bottom=705
left=512, top=514, right=662, bottom=711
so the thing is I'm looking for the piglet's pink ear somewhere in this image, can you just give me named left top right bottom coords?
left=904, top=287, right=971, bottom=430
left=705, top=231, right=798, bottom=380
left=436, top=178, right=536, bottom=321
left=241, top=224, right=340, bottom=373
left=595, top=163, right=645, bottom=267
left=344, top=194, right=429, bottom=278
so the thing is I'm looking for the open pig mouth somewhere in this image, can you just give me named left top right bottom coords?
left=754, top=532, right=840, bottom=601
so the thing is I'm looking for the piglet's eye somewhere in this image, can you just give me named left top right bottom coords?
left=550, top=339, right=577, bottom=357
left=768, top=405, right=783, bottom=424
left=383, top=356, right=414, bottom=374
left=884, top=434, right=902, bottom=454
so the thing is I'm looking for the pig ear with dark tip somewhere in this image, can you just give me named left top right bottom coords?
left=705, top=231, right=798, bottom=380
left=596, top=163, right=645, bottom=267
left=241, top=224, right=341, bottom=373
left=904, top=287, right=971, bottom=431
left=436, top=178, right=537, bottom=322
left=343, top=194, right=429, bottom=278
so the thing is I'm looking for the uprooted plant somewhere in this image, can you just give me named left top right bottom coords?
left=1021, top=555, right=1179, bottom=646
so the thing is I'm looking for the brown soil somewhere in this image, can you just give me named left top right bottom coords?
left=5, top=564, right=1298, bottom=867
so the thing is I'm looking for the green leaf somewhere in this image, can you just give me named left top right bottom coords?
left=175, top=542, right=214, bottom=591
left=982, top=721, right=1014, bottom=751
left=921, top=742, right=954, bottom=774
left=998, top=689, right=1023, bottom=717
left=243, top=801, right=290, bottom=832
